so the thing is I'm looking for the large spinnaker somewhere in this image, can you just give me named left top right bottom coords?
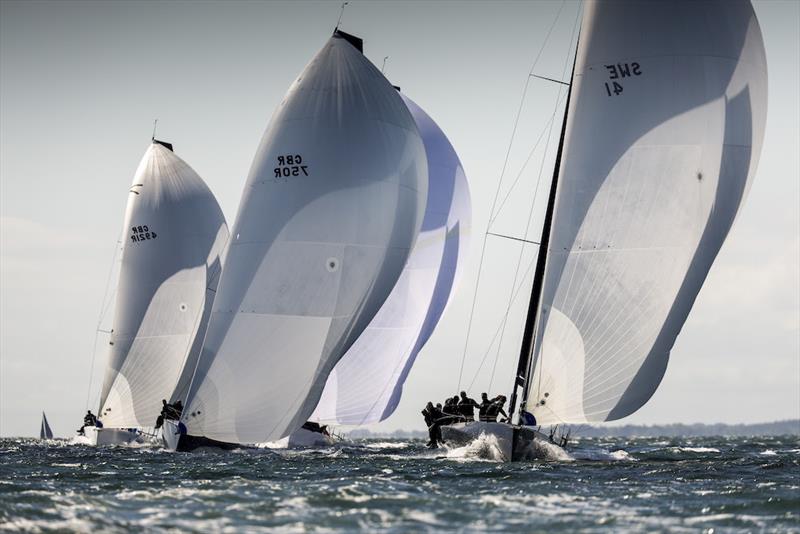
left=98, top=142, right=229, bottom=429
left=527, top=0, right=767, bottom=425
left=312, top=94, right=471, bottom=425
left=182, top=32, right=428, bottom=444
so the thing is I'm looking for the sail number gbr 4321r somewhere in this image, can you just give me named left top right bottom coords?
left=604, top=62, right=642, bottom=96
left=273, top=154, right=309, bottom=181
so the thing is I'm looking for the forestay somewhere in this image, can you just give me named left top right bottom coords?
left=182, top=31, right=428, bottom=444
left=98, top=142, right=228, bottom=429
left=312, top=94, right=471, bottom=425
left=527, top=0, right=767, bottom=424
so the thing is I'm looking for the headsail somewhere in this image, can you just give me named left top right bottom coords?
left=40, top=411, right=53, bottom=439
left=312, top=94, right=471, bottom=425
left=526, top=0, right=767, bottom=424
left=182, top=31, right=428, bottom=444
left=98, top=141, right=229, bottom=428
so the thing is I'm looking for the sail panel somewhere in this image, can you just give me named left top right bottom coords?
left=40, top=412, right=53, bottom=439
left=183, top=33, right=428, bottom=443
left=312, top=94, right=471, bottom=425
left=98, top=144, right=228, bottom=428
left=528, top=0, right=767, bottom=425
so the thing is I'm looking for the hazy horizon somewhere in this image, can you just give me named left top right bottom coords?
left=1, top=0, right=798, bottom=437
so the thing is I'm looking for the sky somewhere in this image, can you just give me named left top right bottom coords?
left=1, top=0, right=798, bottom=437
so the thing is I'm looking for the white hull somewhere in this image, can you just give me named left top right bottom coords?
left=440, top=421, right=555, bottom=462
left=287, top=427, right=335, bottom=448
left=162, top=420, right=181, bottom=451
left=80, top=427, right=143, bottom=446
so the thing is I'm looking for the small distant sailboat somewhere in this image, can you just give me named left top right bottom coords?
left=442, top=0, right=767, bottom=460
left=164, top=30, right=428, bottom=452
left=40, top=412, right=53, bottom=440
left=311, top=92, right=471, bottom=427
left=80, top=138, right=228, bottom=446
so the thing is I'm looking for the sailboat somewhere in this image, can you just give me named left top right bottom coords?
left=442, top=0, right=767, bottom=461
left=163, top=30, right=428, bottom=452
left=80, top=139, right=228, bottom=446
left=40, top=412, right=53, bottom=440
left=310, top=92, right=471, bottom=427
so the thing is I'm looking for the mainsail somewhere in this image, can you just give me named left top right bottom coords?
left=522, top=0, right=767, bottom=425
left=40, top=412, right=53, bottom=439
left=98, top=141, right=229, bottom=429
left=312, top=94, right=471, bottom=425
left=181, top=31, right=428, bottom=444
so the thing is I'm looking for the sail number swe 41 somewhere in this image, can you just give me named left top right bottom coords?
left=603, top=62, right=642, bottom=96
left=273, top=154, right=309, bottom=181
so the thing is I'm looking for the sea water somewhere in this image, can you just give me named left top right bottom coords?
left=1, top=435, right=797, bottom=532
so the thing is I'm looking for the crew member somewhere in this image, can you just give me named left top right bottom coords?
left=77, top=410, right=99, bottom=435
left=457, top=391, right=479, bottom=422
left=486, top=395, right=508, bottom=422
left=478, top=393, right=492, bottom=422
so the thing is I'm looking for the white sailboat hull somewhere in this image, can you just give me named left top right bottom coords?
left=440, top=421, right=555, bottom=462
left=286, top=428, right=335, bottom=448
left=80, top=427, right=142, bottom=446
left=162, top=420, right=181, bottom=451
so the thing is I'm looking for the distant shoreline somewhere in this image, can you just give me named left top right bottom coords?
left=344, top=419, right=800, bottom=439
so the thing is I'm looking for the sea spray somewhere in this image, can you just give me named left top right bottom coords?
left=445, top=432, right=508, bottom=462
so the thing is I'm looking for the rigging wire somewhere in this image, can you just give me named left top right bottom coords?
left=466, top=253, right=538, bottom=391
left=455, top=0, right=567, bottom=393
left=84, top=236, right=123, bottom=411
left=335, top=2, right=349, bottom=30
left=488, top=85, right=560, bottom=392
left=530, top=1, right=584, bottom=407
left=487, top=89, right=568, bottom=229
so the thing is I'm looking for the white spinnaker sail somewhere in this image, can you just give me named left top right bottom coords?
left=40, top=412, right=53, bottom=439
left=182, top=32, right=428, bottom=444
left=98, top=142, right=228, bottom=429
left=312, top=94, right=471, bottom=425
left=527, top=0, right=767, bottom=424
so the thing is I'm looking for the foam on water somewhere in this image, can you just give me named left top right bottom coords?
left=1, top=435, right=798, bottom=531
left=445, top=432, right=507, bottom=462
left=675, top=446, right=721, bottom=453
left=571, top=448, right=635, bottom=462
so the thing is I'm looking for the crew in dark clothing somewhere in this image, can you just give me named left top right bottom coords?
left=441, top=397, right=456, bottom=424
left=301, top=421, right=331, bottom=436
left=478, top=392, right=492, bottom=422
left=77, top=410, right=99, bottom=435
left=422, top=401, right=437, bottom=447
left=422, top=401, right=447, bottom=448
left=457, top=391, right=480, bottom=422
left=486, top=395, right=509, bottom=422
left=155, top=399, right=182, bottom=429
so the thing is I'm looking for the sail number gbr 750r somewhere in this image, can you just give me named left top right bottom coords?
left=273, top=154, right=308, bottom=180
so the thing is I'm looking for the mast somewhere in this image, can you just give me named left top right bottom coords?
left=508, top=38, right=579, bottom=425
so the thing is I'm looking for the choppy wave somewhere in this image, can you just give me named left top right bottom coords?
left=1, top=435, right=797, bottom=532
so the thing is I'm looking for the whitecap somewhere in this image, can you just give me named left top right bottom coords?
left=571, top=448, right=634, bottom=462
left=675, top=446, right=720, bottom=453
left=445, top=432, right=508, bottom=462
